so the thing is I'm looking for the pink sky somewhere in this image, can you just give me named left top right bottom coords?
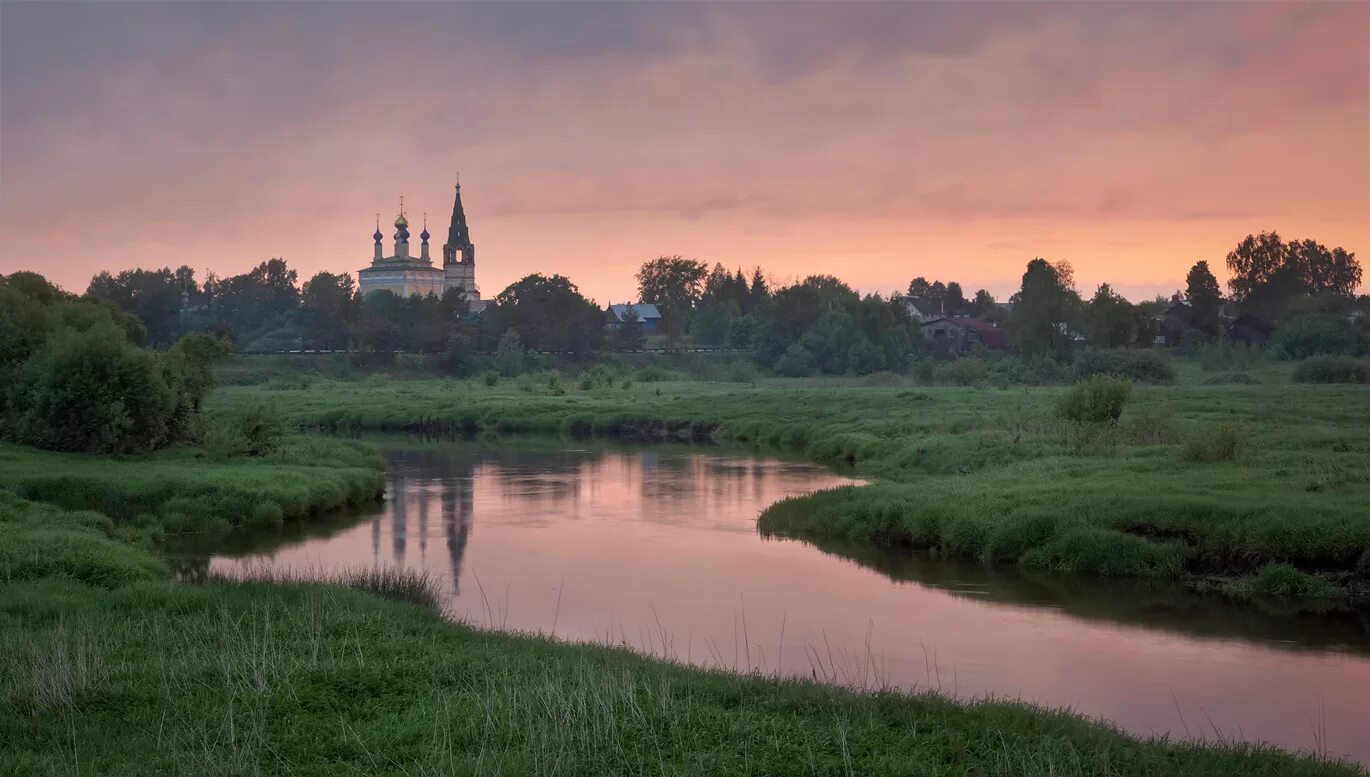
left=1, top=2, right=1366, bottom=303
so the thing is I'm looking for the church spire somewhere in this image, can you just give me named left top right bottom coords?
left=442, top=178, right=473, bottom=266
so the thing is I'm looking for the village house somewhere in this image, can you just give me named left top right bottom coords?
left=604, top=303, right=662, bottom=331
left=920, top=317, right=1009, bottom=353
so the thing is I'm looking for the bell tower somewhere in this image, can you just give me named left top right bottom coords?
left=442, top=177, right=479, bottom=300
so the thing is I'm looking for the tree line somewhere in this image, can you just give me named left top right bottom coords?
left=71, top=229, right=1367, bottom=379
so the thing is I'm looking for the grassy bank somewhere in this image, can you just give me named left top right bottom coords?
left=211, top=371, right=1370, bottom=597
left=0, top=437, right=384, bottom=537
left=1, top=576, right=1355, bottom=776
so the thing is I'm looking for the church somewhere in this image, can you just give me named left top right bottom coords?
left=358, top=181, right=480, bottom=304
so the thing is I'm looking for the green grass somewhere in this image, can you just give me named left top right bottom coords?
left=209, top=369, right=1370, bottom=595
left=0, top=492, right=166, bottom=588
left=0, top=437, right=384, bottom=537
left=0, top=578, right=1354, bottom=776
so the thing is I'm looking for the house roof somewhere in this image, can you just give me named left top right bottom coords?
left=607, top=303, right=661, bottom=320
left=950, top=317, right=1010, bottom=348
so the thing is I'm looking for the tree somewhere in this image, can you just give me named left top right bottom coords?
left=748, top=267, right=770, bottom=310
left=1184, top=261, right=1222, bottom=337
left=1084, top=283, right=1141, bottom=348
left=907, top=277, right=933, bottom=298
left=613, top=305, right=647, bottom=350
left=1226, top=232, right=1362, bottom=320
left=484, top=274, right=603, bottom=353
left=971, top=289, right=996, bottom=317
left=636, top=256, right=708, bottom=346
left=494, top=328, right=525, bottom=376
left=1008, top=259, right=1080, bottom=359
left=203, top=258, right=300, bottom=340
left=300, top=271, right=357, bottom=350
left=8, top=322, right=178, bottom=453
left=86, top=267, right=189, bottom=347
left=943, top=282, right=967, bottom=316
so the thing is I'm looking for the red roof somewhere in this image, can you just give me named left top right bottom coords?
left=950, top=317, right=1009, bottom=349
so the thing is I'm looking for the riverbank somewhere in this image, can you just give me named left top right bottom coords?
left=2, top=575, right=1356, bottom=775
left=211, top=372, right=1370, bottom=600
left=0, top=430, right=1362, bottom=772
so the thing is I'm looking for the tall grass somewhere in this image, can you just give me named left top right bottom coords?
left=209, top=372, right=1370, bottom=591
left=0, top=579, right=1353, bottom=775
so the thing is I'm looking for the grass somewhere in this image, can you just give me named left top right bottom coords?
left=0, top=578, right=1356, bottom=776
left=208, top=366, right=1370, bottom=597
left=0, top=436, right=384, bottom=537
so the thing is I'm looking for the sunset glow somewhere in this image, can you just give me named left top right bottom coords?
left=2, top=1, right=1367, bottom=301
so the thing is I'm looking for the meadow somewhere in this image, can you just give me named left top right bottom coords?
left=2, top=355, right=1367, bottom=773
left=212, top=357, right=1370, bottom=600
left=2, top=574, right=1356, bottom=776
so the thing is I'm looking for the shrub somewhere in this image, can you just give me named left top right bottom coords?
left=1055, top=375, right=1131, bottom=425
left=1179, top=422, right=1245, bottom=462
left=772, top=344, right=816, bottom=377
left=1196, top=340, right=1261, bottom=372
left=482, top=370, right=499, bottom=387
left=1292, top=356, right=1368, bottom=384
left=1072, top=348, right=1175, bottom=385
left=7, top=323, right=178, bottom=453
left=1225, top=563, right=1341, bottom=599
left=1269, top=315, right=1365, bottom=360
left=936, top=358, right=991, bottom=386
left=205, top=402, right=289, bottom=457
left=494, top=328, right=525, bottom=377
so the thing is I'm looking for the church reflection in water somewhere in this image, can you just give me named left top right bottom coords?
left=374, top=448, right=475, bottom=593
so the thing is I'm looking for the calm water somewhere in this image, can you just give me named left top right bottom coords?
left=201, top=442, right=1370, bottom=765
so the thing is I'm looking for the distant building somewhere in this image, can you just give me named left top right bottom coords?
left=1227, top=313, right=1273, bottom=346
left=902, top=297, right=944, bottom=322
left=359, top=181, right=481, bottom=302
left=920, top=317, right=1009, bottom=352
left=605, top=303, right=661, bottom=331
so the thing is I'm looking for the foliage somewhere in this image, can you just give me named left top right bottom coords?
left=1072, top=348, right=1176, bottom=385
left=205, top=402, right=290, bottom=458
left=1197, top=340, right=1262, bottom=371
left=1009, top=259, right=1080, bottom=359
left=85, top=266, right=196, bottom=347
left=8, top=323, right=179, bottom=454
left=1179, top=422, right=1246, bottom=462
left=612, top=305, right=647, bottom=350
left=299, top=271, right=358, bottom=350
left=636, top=255, right=708, bottom=344
left=1084, top=283, right=1150, bottom=348
left=1184, top=261, right=1223, bottom=336
left=1226, top=231, right=1361, bottom=320
left=1223, top=564, right=1342, bottom=599
left=494, top=329, right=525, bottom=376
left=754, top=278, right=915, bottom=376
left=1055, top=376, right=1132, bottom=425
left=484, top=274, right=603, bottom=353
left=1269, top=315, right=1366, bottom=359
left=1292, top=356, right=1369, bottom=384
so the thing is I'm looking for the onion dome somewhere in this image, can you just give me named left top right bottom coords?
left=373, top=227, right=383, bottom=243
left=420, top=226, right=430, bottom=242
left=394, top=213, right=409, bottom=229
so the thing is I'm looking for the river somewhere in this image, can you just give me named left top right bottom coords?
left=198, top=440, right=1370, bottom=765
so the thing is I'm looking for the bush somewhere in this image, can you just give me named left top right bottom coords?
left=1269, top=315, right=1366, bottom=360
left=1226, top=563, right=1341, bottom=599
left=7, top=323, right=178, bottom=454
left=494, top=329, right=525, bottom=377
left=482, top=370, right=499, bottom=387
left=1055, top=376, right=1131, bottom=425
left=205, top=402, right=289, bottom=457
left=935, top=358, right=991, bottom=386
left=772, top=344, right=816, bottom=377
left=1196, top=340, right=1261, bottom=372
left=1179, top=422, right=1245, bottom=462
left=1292, top=356, right=1368, bottom=384
left=1072, top=348, right=1175, bottom=385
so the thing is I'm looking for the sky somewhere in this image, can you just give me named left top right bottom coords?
left=1, top=1, right=1367, bottom=304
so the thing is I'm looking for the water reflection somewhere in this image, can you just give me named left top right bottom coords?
left=199, top=441, right=1370, bottom=765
